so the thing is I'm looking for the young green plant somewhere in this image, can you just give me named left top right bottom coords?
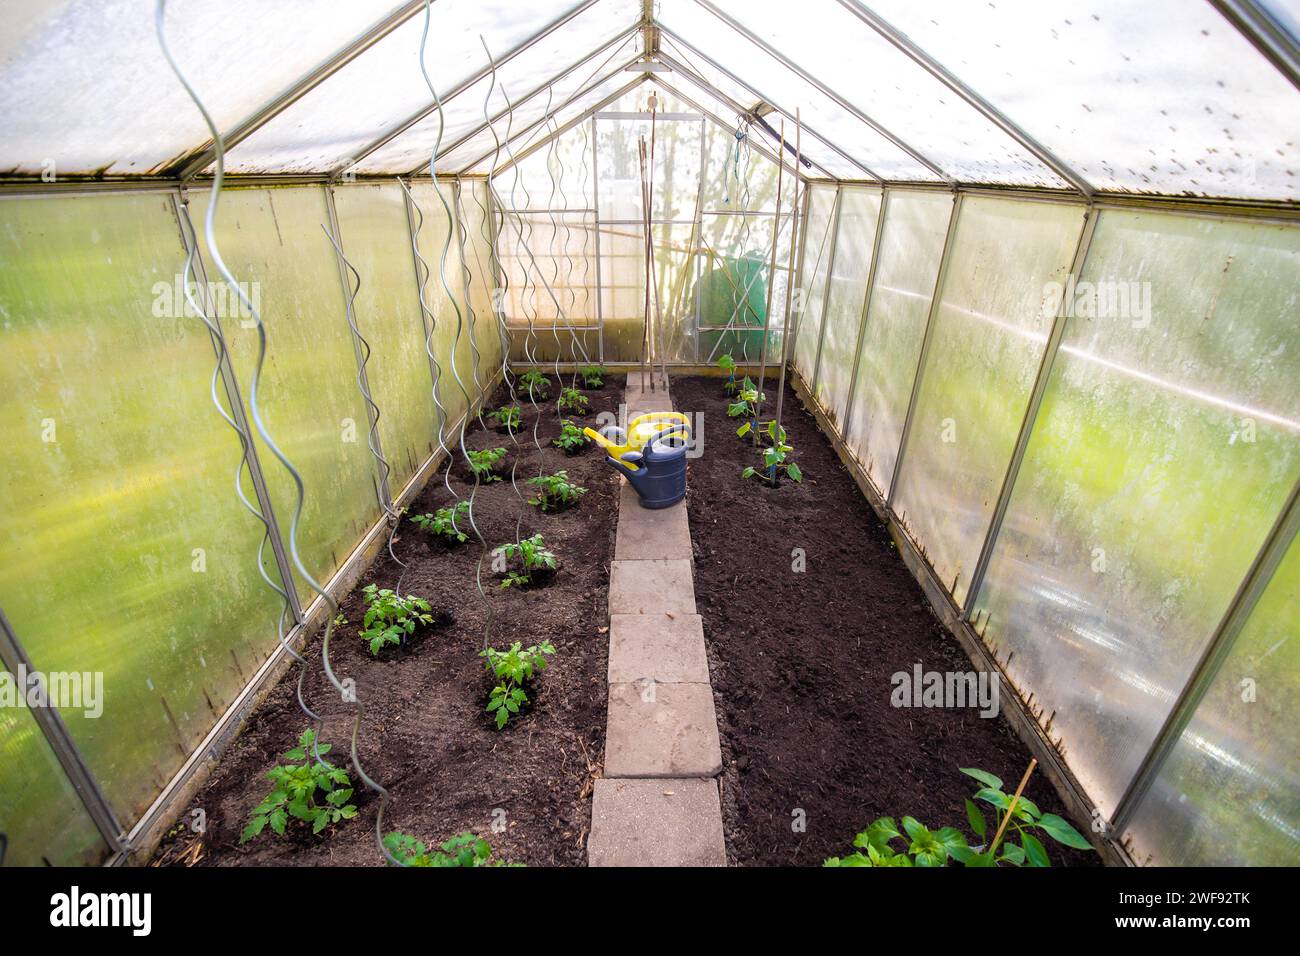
left=822, top=767, right=1092, bottom=867
left=409, top=500, right=471, bottom=543
left=557, top=386, right=589, bottom=414
left=718, top=353, right=738, bottom=394
left=552, top=419, right=589, bottom=452
left=727, top=376, right=762, bottom=419
left=467, top=446, right=507, bottom=482
left=527, top=470, right=588, bottom=511
left=489, top=405, right=522, bottom=431
left=382, top=831, right=518, bottom=867
left=493, top=533, right=558, bottom=588
left=240, top=729, right=356, bottom=843
left=359, top=583, right=435, bottom=655
left=580, top=364, right=608, bottom=388
left=518, top=368, right=551, bottom=399
left=481, top=640, right=556, bottom=729
left=740, top=421, right=802, bottom=484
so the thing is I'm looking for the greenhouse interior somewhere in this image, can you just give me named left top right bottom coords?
left=0, top=0, right=1297, bottom=874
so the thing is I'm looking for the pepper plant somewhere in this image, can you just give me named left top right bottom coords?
left=240, top=729, right=356, bottom=843
left=489, top=405, right=522, bottom=431
left=481, top=640, right=556, bottom=729
left=493, top=533, right=558, bottom=588
left=557, top=386, right=589, bottom=414
left=718, top=353, right=738, bottom=394
left=741, top=421, right=802, bottom=484
left=467, top=447, right=507, bottom=482
left=823, top=767, right=1092, bottom=867
left=552, top=419, right=589, bottom=452
left=359, top=583, right=435, bottom=655
left=727, top=376, right=762, bottom=419
left=580, top=364, right=608, bottom=388
left=527, top=470, right=588, bottom=511
left=409, top=500, right=471, bottom=543
left=383, top=830, right=517, bottom=867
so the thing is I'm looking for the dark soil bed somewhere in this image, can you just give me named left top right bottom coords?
left=153, top=373, right=620, bottom=867
left=672, top=375, right=1099, bottom=868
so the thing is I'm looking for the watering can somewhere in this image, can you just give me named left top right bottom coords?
left=584, top=413, right=691, bottom=509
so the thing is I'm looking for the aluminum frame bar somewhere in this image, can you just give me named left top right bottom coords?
left=837, top=0, right=1094, bottom=197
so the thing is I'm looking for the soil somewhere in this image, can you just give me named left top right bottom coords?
left=152, top=373, right=621, bottom=867
left=671, top=375, right=1100, bottom=868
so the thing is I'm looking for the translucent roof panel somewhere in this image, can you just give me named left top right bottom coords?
left=359, top=21, right=640, bottom=174
left=451, top=73, right=646, bottom=174
left=655, top=2, right=941, bottom=181
left=679, top=0, right=1069, bottom=188
left=0, top=0, right=401, bottom=176
left=868, top=0, right=1300, bottom=200
left=219, top=0, right=639, bottom=175
left=661, top=66, right=866, bottom=180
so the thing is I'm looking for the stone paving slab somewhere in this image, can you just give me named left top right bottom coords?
left=608, top=612, right=710, bottom=684
left=588, top=778, right=726, bottom=867
left=615, top=481, right=692, bottom=559
left=609, top=559, right=696, bottom=615
left=605, top=681, right=722, bottom=778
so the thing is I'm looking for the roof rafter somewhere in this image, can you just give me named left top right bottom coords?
left=1211, top=0, right=1300, bottom=93
left=654, top=41, right=875, bottom=181
left=170, top=0, right=430, bottom=181
left=400, top=30, right=643, bottom=177
left=329, top=0, right=607, bottom=180
left=689, top=0, right=952, bottom=185
left=836, top=0, right=1093, bottom=197
left=653, top=76, right=817, bottom=183
left=486, top=74, right=650, bottom=178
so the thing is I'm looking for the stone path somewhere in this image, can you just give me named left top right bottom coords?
left=587, top=374, right=727, bottom=867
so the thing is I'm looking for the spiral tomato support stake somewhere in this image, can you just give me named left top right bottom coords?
left=319, top=222, right=410, bottom=596
left=416, top=2, right=496, bottom=672
left=477, top=45, right=532, bottom=554
left=398, top=177, right=463, bottom=531
left=155, top=0, right=398, bottom=866
left=173, top=200, right=330, bottom=749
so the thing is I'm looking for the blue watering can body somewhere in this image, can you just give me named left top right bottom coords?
left=610, top=424, right=690, bottom=509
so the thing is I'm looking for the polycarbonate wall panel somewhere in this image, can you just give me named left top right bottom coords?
left=695, top=208, right=795, bottom=367
left=892, top=196, right=1084, bottom=605
left=190, top=186, right=382, bottom=599
left=969, top=209, right=1300, bottom=821
left=499, top=212, right=598, bottom=364
left=811, top=187, right=881, bottom=426
left=596, top=116, right=704, bottom=222
left=845, top=190, right=953, bottom=496
left=0, top=706, right=109, bottom=866
left=791, top=186, right=837, bottom=379
left=1125, top=531, right=1300, bottom=866
left=331, top=183, right=438, bottom=493
left=869, top=0, right=1300, bottom=201
left=0, top=192, right=287, bottom=831
left=701, top=120, right=782, bottom=213
left=505, top=124, right=595, bottom=211
left=0, top=0, right=397, bottom=175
